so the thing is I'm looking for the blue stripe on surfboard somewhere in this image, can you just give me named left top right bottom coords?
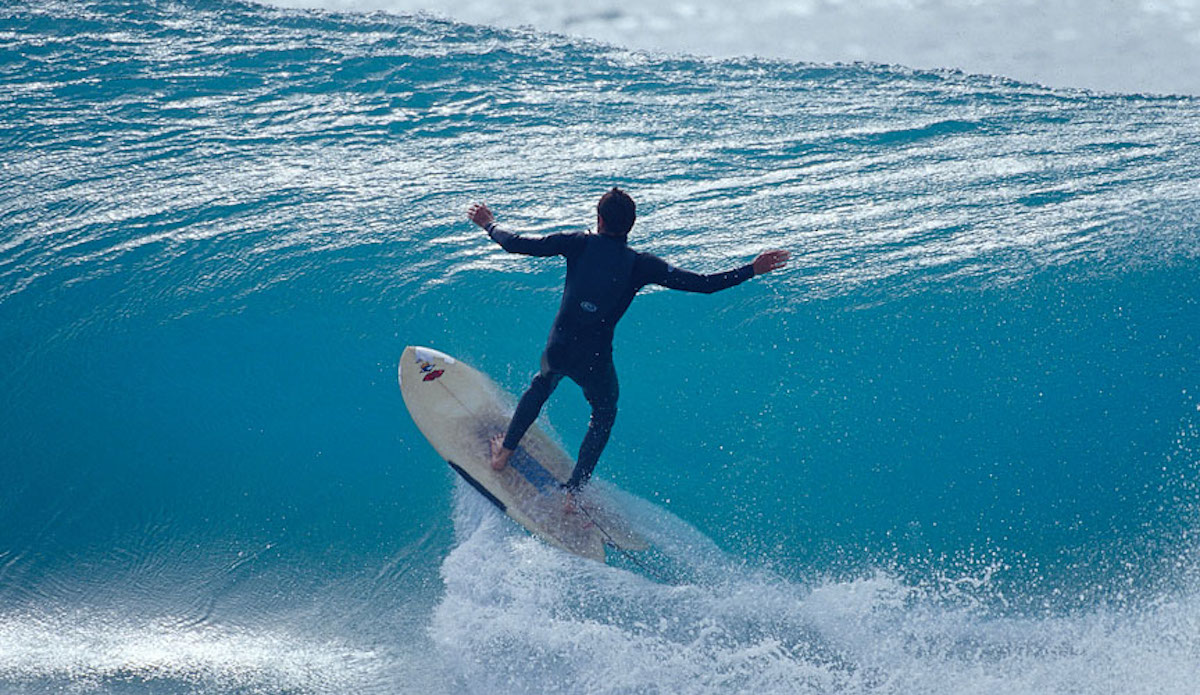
left=509, top=447, right=559, bottom=493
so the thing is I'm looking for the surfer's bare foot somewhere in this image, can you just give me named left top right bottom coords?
left=489, top=436, right=513, bottom=471
left=562, top=489, right=580, bottom=515
left=563, top=484, right=595, bottom=514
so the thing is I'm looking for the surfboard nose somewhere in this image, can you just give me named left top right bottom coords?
left=412, top=346, right=455, bottom=365
left=399, top=345, right=458, bottom=391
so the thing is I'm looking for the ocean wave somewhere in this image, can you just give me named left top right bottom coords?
left=3, top=1, right=1199, bottom=692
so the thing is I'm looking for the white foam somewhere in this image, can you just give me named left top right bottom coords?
left=0, top=611, right=389, bottom=693
left=260, top=0, right=1200, bottom=96
left=431, top=481, right=1200, bottom=694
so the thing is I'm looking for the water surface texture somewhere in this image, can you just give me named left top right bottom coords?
left=2, top=1, right=1199, bottom=693
left=269, top=0, right=1200, bottom=95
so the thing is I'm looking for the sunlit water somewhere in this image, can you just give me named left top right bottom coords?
left=267, top=0, right=1200, bottom=96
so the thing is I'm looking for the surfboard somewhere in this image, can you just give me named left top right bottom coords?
left=399, top=345, right=647, bottom=561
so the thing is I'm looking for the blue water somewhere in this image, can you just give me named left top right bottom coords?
left=3, top=0, right=1200, bottom=692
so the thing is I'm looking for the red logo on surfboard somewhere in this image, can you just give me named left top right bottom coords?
left=418, top=359, right=444, bottom=382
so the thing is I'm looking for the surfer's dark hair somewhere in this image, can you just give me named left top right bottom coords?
left=598, top=187, right=635, bottom=237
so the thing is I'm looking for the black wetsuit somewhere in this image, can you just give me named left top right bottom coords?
left=487, top=224, right=755, bottom=489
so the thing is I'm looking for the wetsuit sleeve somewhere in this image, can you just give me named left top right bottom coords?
left=638, top=254, right=756, bottom=294
left=487, top=225, right=583, bottom=258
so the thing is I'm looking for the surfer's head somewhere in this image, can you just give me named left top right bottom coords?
left=597, top=187, right=635, bottom=239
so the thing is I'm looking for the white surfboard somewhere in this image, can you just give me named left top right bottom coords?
left=399, top=345, right=647, bottom=561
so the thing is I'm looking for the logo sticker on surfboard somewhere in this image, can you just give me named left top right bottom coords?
left=412, top=347, right=454, bottom=383
left=416, top=360, right=444, bottom=382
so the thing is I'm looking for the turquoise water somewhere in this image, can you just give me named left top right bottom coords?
left=2, top=0, right=1200, bottom=692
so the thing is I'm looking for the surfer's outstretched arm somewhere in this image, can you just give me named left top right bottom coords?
left=644, top=249, right=790, bottom=294
left=468, top=203, right=581, bottom=257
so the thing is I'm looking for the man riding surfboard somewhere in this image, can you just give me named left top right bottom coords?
left=469, top=188, right=789, bottom=494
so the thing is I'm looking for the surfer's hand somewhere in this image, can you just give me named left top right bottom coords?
left=753, top=249, right=790, bottom=275
left=468, top=203, right=494, bottom=229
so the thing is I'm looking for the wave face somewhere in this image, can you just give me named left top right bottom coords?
left=265, top=0, right=1200, bottom=96
left=2, top=1, right=1199, bottom=693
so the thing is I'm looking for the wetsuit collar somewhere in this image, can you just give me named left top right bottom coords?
left=596, top=229, right=627, bottom=244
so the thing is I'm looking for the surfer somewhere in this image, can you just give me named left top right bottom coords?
left=469, top=188, right=789, bottom=493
